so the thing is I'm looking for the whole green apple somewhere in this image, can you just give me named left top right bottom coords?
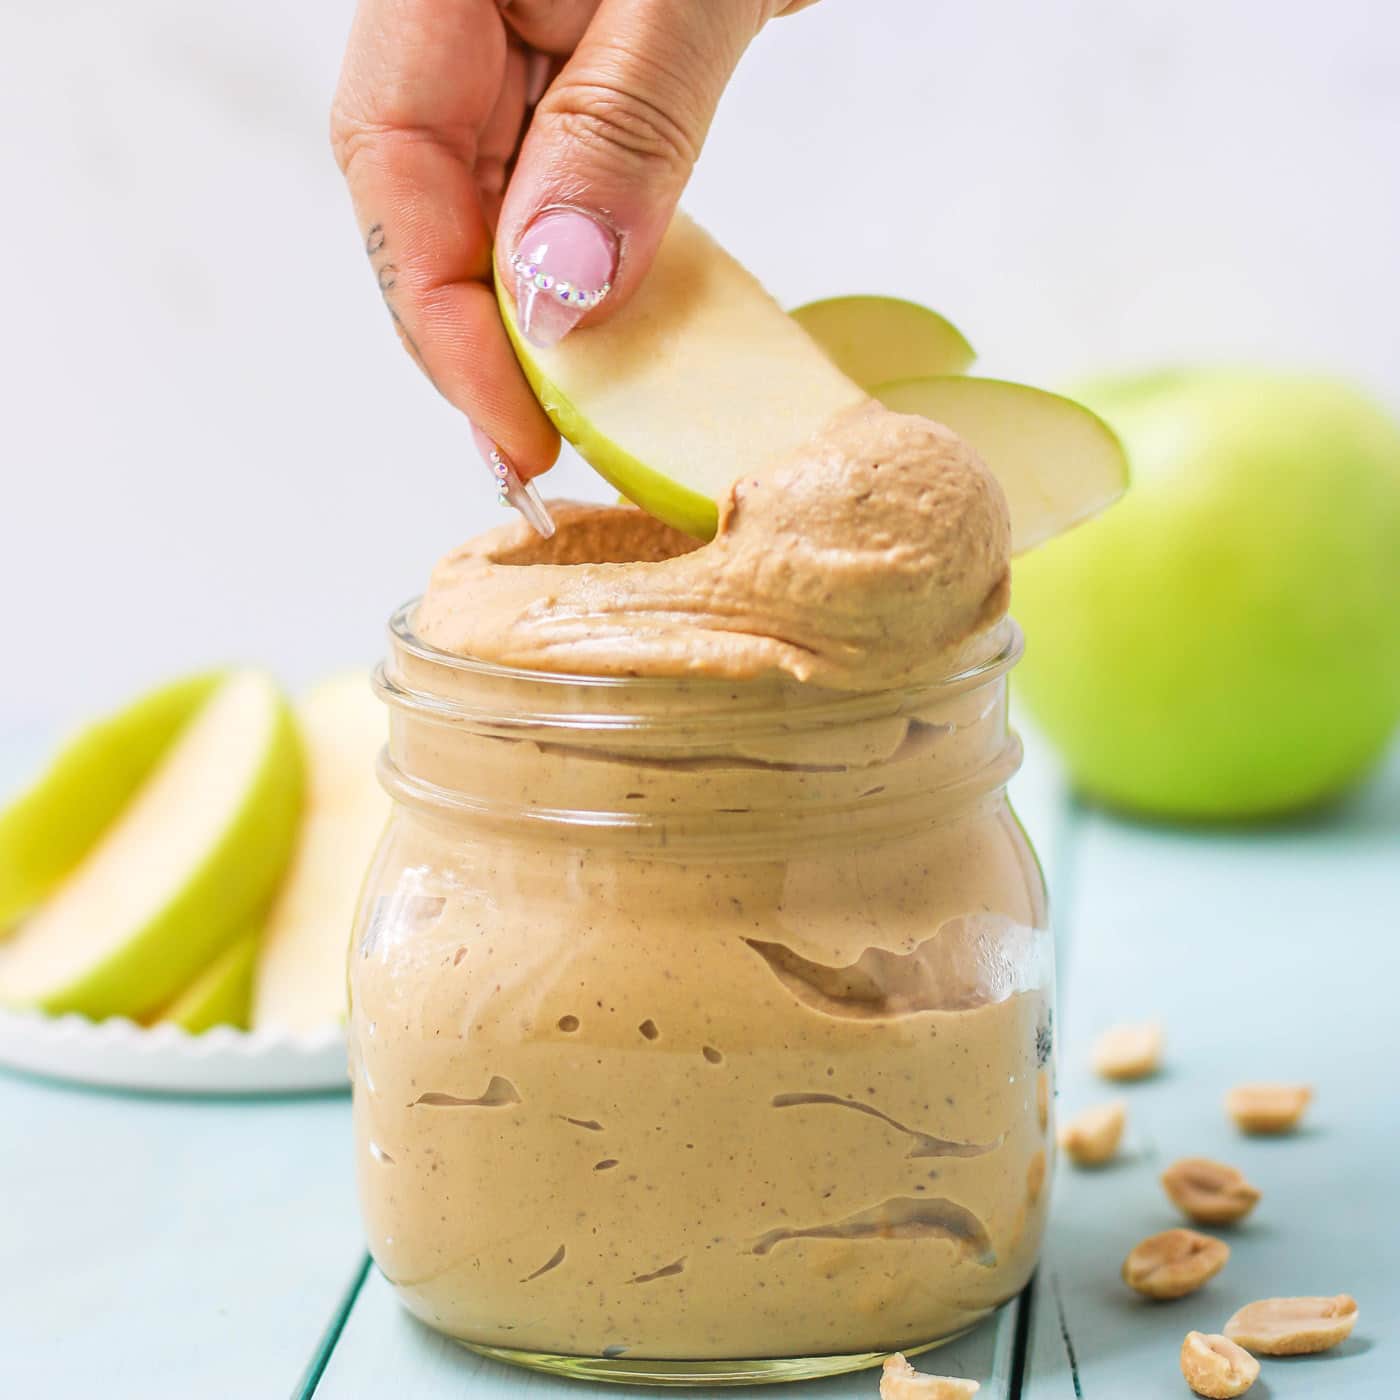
left=1013, top=370, right=1400, bottom=819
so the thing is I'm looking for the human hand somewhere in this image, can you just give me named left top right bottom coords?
left=332, top=0, right=818, bottom=535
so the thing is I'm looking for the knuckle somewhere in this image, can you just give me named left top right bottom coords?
left=540, top=82, right=700, bottom=175
left=328, top=87, right=420, bottom=179
left=328, top=112, right=437, bottom=194
left=328, top=97, right=375, bottom=175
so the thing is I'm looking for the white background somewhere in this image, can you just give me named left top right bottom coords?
left=2, top=0, right=1398, bottom=737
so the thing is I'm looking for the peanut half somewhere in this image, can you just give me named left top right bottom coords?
left=879, top=1353, right=979, bottom=1398
left=1224, top=1294, right=1358, bottom=1355
left=1179, top=1332, right=1259, bottom=1398
left=1161, top=1157, right=1260, bottom=1225
left=1058, top=1101, right=1126, bottom=1166
left=1091, top=1021, right=1163, bottom=1080
left=1226, top=1083, right=1312, bottom=1135
left=1122, top=1228, right=1229, bottom=1299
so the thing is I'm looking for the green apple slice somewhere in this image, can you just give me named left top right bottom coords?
left=0, top=671, right=303, bottom=1019
left=0, top=672, right=222, bottom=932
left=252, top=674, right=388, bottom=1033
left=789, top=295, right=975, bottom=389
left=499, top=212, right=868, bottom=539
left=159, top=930, right=259, bottom=1033
left=874, top=376, right=1130, bottom=554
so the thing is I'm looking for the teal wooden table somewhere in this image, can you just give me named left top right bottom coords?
left=2, top=731, right=1394, bottom=1398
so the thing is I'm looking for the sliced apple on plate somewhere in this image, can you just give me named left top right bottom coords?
left=0, top=670, right=303, bottom=1019
left=790, top=295, right=974, bottom=389
left=252, top=673, right=389, bottom=1034
left=0, top=672, right=221, bottom=932
left=874, top=376, right=1129, bottom=554
left=500, top=212, right=868, bottom=539
left=160, top=929, right=259, bottom=1033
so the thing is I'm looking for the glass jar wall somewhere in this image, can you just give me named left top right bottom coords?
left=348, top=605, right=1053, bottom=1386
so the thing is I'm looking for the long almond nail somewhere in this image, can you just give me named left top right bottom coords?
left=472, top=427, right=555, bottom=539
left=509, top=208, right=617, bottom=349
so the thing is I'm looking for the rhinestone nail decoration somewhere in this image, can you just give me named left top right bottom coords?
left=511, top=256, right=611, bottom=310
left=490, top=449, right=510, bottom=506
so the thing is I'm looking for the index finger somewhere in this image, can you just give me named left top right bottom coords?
left=331, top=0, right=559, bottom=476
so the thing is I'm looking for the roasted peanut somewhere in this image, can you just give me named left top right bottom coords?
left=1179, top=1331, right=1259, bottom=1398
left=1224, top=1294, right=1358, bottom=1355
left=1122, top=1228, right=1229, bottom=1299
left=1226, top=1083, right=1311, bottom=1135
left=1091, top=1021, right=1163, bottom=1080
left=879, top=1353, right=979, bottom=1398
left=1161, top=1157, right=1260, bottom=1225
left=1058, top=1101, right=1126, bottom=1166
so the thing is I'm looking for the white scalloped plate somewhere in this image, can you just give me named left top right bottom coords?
left=0, top=1008, right=348, bottom=1095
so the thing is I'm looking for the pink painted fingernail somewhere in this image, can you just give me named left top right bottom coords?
left=509, top=208, right=618, bottom=349
left=472, top=426, right=555, bottom=539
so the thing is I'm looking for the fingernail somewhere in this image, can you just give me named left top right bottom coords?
left=472, top=427, right=556, bottom=539
left=509, top=208, right=617, bottom=349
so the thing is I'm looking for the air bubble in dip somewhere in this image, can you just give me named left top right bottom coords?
left=639, top=1020, right=659, bottom=1041
left=557, top=1015, right=580, bottom=1032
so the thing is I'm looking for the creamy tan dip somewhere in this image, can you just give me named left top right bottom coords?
left=350, top=402, right=1051, bottom=1362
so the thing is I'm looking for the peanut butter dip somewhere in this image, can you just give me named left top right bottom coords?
left=416, top=402, right=1011, bottom=688
left=350, top=401, right=1053, bottom=1365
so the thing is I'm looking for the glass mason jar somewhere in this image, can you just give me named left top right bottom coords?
left=349, top=603, right=1054, bottom=1387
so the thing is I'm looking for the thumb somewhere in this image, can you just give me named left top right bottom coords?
left=497, top=0, right=781, bottom=348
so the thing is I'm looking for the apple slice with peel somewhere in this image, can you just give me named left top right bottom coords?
left=502, top=213, right=1122, bottom=547
left=500, top=212, right=868, bottom=539
left=0, top=672, right=221, bottom=932
left=0, top=671, right=303, bottom=1019
left=789, top=296, right=975, bottom=389
left=158, top=930, right=259, bottom=1033
left=252, top=674, right=389, bottom=1033
left=874, top=376, right=1130, bottom=554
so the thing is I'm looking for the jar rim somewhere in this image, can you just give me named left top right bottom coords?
left=381, top=598, right=1022, bottom=734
